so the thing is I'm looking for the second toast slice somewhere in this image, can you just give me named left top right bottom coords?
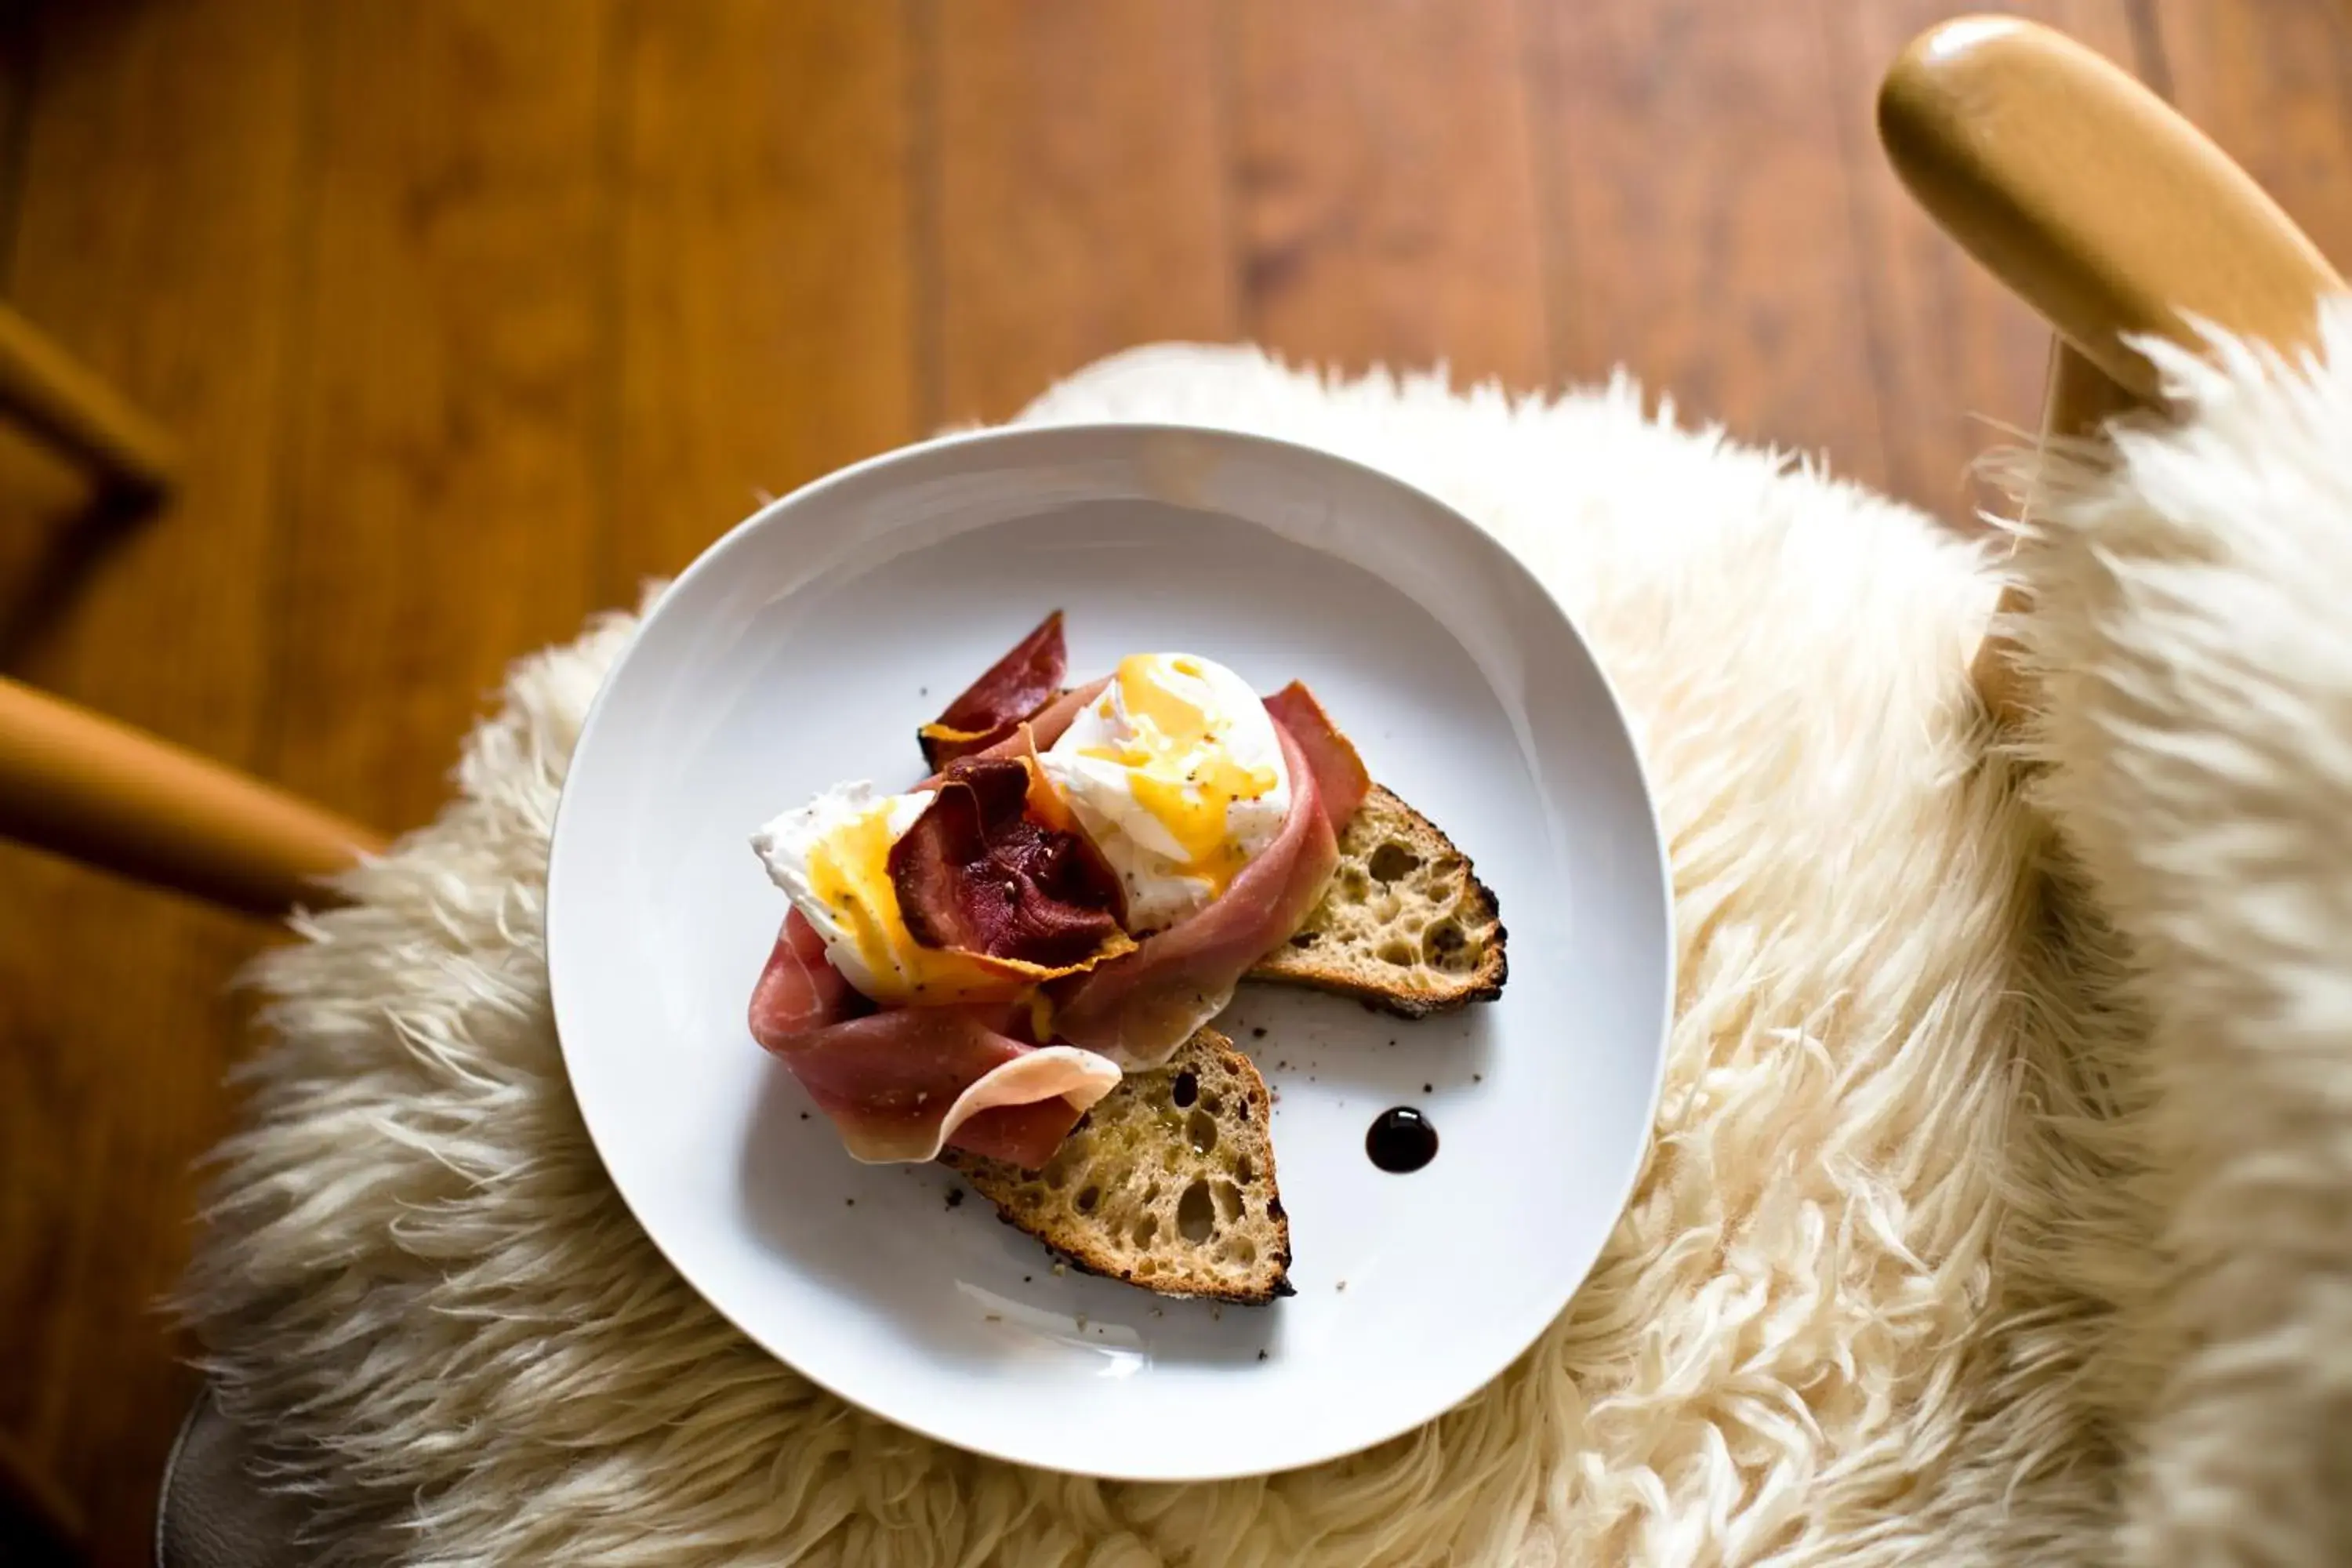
left=949, top=789, right=1501, bottom=1304
left=1249, top=784, right=1507, bottom=1018
left=945, top=1029, right=1292, bottom=1304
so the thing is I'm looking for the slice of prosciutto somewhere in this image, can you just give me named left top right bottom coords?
left=921, top=677, right=1107, bottom=783
left=1047, top=698, right=1367, bottom=1069
left=1262, top=681, right=1371, bottom=825
left=888, top=755, right=1131, bottom=967
left=750, top=910, right=1120, bottom=1166
left=917, top=611, right=1067, bottom=768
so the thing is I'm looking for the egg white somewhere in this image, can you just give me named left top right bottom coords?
left=1039, top=652, right=1291, bottom=934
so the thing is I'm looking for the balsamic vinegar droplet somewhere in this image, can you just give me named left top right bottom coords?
left=1366, top=1106, right=1438, bottom=1173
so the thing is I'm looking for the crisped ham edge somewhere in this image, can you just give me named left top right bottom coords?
left=944, top=678, right=1106, bottom=775
left=916, top=610, right=1068, bottom=768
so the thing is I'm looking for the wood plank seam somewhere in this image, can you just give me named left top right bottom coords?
left=0, top=6, right=42, bottom=295
left=906, top=0, right=945, bottom=435
left=1820, top=0, right=1910, bottom=505
left=588, top=2, right=631, bottom=621
left=1510, top=0, right=1572, bottom=395
left=253, top=0, right=331, bottom=815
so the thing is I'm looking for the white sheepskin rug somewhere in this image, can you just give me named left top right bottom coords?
left=180, top=314, right=2352, bottom=1566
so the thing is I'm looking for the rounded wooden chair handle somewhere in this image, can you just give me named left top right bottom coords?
left=1876, top=14, right=2344, bottom=720
left=1879, top=14, right=2342, bottom=403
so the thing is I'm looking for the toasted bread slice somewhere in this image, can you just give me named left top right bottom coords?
left=944, top=1029, right=1293, bottom=1304
left=1248, top=784, right=1506, bottom=1018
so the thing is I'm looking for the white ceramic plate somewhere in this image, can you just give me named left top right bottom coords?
left=548, top=424, right=1670, bottom=1482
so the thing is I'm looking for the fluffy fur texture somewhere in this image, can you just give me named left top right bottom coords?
left=1997, top=310, right=2352, bottom=1567
left=176, top=324, right=2350, bottom=1565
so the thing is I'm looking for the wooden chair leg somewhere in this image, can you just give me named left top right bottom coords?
left=0, top=301, right=180, bottom=503
left=0, top=676, right=387, bottom=918
left=0, top=1428, right=86, bottom=1568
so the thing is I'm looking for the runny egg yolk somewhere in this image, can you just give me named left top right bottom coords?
left=800, top=800, right=1033, bottom=1006
left=804, top=802, right=908, bottom=993
left=1079, top=653, right=1280, bottom=898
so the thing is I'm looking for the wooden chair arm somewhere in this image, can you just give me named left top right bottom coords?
left=1878, top=15, right=2341, bottom=400
left=1877, top=15, right=2344, bottom=724
left=0, top=302, right=180, bottom=501
left=0, top=676, right=386, bottom=918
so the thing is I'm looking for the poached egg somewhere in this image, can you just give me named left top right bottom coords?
left=1039, top=652, right=1290, bottom=933
left=752, top=781, right=1019, bottom=1005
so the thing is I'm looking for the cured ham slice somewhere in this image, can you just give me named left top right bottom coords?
left=1049, top=720, right=1342, bottom=1069
left=917, top=611, right=1067, bottom=768
left=748, top=908, right=869, bottom=1037
left=1262, top=681, right=1371, bottom=828
left=889, top=756, right=1131, bottom=967
left=750, top=913, right=1120, bottom=1167
left=955, top=677, right=1106, bottom=771
left=768, top=1007, right=1120, bottom=1167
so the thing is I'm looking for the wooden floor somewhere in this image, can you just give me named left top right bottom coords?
left=2, top=0, right=2350, bottom=1556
